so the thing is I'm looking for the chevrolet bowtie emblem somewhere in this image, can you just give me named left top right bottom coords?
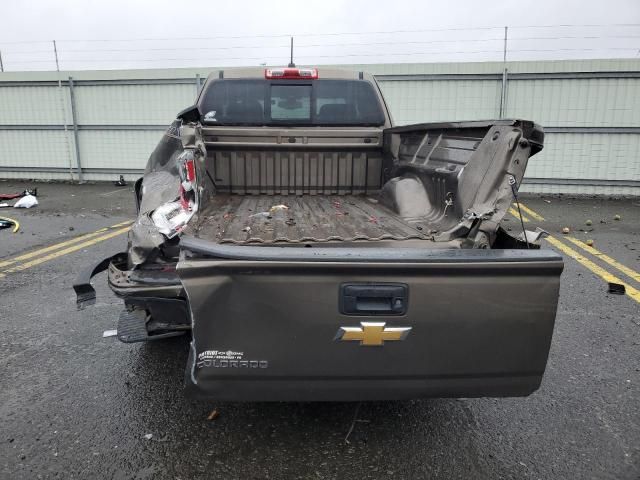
left=334, top=322, right=411, bottom=346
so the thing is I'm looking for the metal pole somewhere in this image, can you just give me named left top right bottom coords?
left=53, top=40, right=60, bottom=71
left=68, top=76, right=84, bottom=183
left=195, top=73, right=201, bottom=95
left=53, top=40, right=75, bottom=181
left=499, top=26, right=508, bottom=118
left=288, top=37, right=295, bottom=67
left=0, top=50, right=4, bottom=72
left=503, top=26, right=508, bottom=64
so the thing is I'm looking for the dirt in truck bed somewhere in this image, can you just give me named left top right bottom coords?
left=192, top=194, right=430, bottom=244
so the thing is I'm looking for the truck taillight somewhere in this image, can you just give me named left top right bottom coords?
left=264, top=68, right=318, bottom=79
left=150, top=152, right=199, bottom=238
left=185, top=158, right=196, bottom=182
left=180, top=156, right=196, bottom=192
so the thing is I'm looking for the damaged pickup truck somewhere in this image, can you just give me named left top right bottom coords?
left=75, top=67, right=563, bottom=401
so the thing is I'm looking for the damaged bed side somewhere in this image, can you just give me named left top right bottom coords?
left=73, top=116, right=210, bottom=342
left=129, top=117, right=211, bottom=266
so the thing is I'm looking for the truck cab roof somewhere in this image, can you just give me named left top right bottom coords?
left=203, top=66, right=374, bottom=82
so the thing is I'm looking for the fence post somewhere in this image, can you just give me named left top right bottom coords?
left=68, top=76, right=84, bottom=183
left=196, top=73, right=205, bottom=94
left=52, top=40, right=76, bottom=180
left=499, top=26, right=508, bottom=118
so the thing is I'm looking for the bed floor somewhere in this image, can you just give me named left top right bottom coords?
left=191, top=194, right=431, bottom=244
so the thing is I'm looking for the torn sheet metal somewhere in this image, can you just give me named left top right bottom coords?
left=515, top=227, right=549, bottom=245
left=128, top=120, right=206, bottom=266
left=383, top=121, right=543, bottom=246
left=151, top=201, right=197, bottom=238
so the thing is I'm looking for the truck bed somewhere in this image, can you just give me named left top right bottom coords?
left=191, top=194, right=430, bottom=244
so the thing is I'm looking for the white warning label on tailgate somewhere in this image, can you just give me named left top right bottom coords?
left=196, top=350, right=268, bottom=369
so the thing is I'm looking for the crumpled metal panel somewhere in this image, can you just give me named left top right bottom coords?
left=128, top=120, right=186, bottom=266
left=382, top=120, right=544, bottom=245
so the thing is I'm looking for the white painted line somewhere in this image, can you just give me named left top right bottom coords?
left=100, top=188, right=131, bottom=197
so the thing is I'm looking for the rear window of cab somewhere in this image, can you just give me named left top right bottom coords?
left=199, top=79, right=386, bottom=126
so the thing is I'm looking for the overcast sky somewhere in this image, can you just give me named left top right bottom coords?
left=0, top=0, right=639, bottom=71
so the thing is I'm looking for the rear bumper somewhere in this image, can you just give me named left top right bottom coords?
left=73, top=253, right=126, bottom=309
left=73, top=252, right=184, bottom=305
left=179, top=241, right=564, bottom=401
left=73, top=253, right=190, bottom=338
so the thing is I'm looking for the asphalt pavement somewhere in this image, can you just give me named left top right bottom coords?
left=0, top=180, right=639, bottom=480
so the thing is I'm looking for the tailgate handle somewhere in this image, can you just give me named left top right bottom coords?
left=340, top=284, right=408, bottom=316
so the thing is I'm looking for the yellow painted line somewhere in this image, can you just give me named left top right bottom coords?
left=0, top=220, right=132, bottom=269
left=517, top=202, right=545, bottom=222
left=508, top=207, right=530, bottom=222
left=565, top=236, right=640, bottom=284
left=0, top=226, right=130, bottom=277
left=0, top=228, right=108, bottom=268
left=111, top=220, right=134, bottom=227
left=546, top=235, right=640, bottom=304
